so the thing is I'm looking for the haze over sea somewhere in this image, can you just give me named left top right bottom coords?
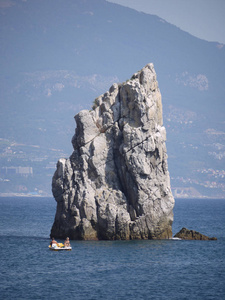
left=0, top=197, right=224, bottom=300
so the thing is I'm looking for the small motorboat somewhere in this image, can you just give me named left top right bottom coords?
left=49, top=242, right=72, bottom=251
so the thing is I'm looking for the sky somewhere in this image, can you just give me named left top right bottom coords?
left=107, top=0, right=225, bottom=44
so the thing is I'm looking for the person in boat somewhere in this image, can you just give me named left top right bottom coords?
left=50, top=237, right=57, bottom=247
left=64, top=237, right=71, bottom=248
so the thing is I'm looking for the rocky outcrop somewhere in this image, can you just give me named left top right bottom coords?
left=174, top=227, right=217, bottom=240
left=51, top=63, right=175, bottom=240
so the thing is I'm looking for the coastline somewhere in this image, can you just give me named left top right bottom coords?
left=0, top=193, right=52, bottom=198
left=0, top=193, right=224, bottom=200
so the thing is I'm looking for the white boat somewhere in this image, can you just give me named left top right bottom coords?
left=49, top=243, right=72, bottom=251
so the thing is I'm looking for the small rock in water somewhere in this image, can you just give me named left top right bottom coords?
left=174, top=227, right=217, bottom=240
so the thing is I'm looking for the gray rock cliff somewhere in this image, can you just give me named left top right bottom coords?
left=51, top=63, right=175, bottom=240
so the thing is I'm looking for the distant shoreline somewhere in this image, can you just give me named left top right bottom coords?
left=0, top=193, right=52, bottom=198
left=0, top=193, right=224, bottom=200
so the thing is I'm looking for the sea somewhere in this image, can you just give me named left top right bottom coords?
left=0, top=197, right=224, bottom=300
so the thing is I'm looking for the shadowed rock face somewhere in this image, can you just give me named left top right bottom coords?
left=174, top=227, right=217, bottom=240
left=51, top=63, right=175, bottom=240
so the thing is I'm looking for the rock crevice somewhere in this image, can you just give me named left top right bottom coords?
left=51, top=63, right=175, bottom=240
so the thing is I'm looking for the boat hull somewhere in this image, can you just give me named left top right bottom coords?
left=49, top=246, right=72, bottom=251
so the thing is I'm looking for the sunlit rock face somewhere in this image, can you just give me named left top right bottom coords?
left=51, top=63, right=175, bottom=240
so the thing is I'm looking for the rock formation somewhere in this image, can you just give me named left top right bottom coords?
left=174, top=227, right=217, bottom=240
left=51, top=63, right=175, bottom=240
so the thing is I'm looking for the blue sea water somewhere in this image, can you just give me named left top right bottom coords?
left=0, top=197, right=224, bottom=300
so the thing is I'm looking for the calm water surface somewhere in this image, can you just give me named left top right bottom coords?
left=0, top=197, right=224, bottom=300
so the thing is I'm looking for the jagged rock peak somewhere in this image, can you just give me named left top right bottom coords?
left=51, top=63, right=175, bottom=240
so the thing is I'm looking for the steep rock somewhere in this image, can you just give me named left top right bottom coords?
left=51, top=63, right=175, bottom=240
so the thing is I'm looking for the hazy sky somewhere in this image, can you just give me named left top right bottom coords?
left=107, top=0, right=225, bottom=44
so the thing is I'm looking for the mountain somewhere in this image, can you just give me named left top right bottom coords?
left=0, top=0, right=225, bottom=197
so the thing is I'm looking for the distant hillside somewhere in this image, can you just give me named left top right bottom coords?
left=0, top=0, right=225, bottom=197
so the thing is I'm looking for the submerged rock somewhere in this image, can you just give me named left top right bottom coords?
left=174, top=227, right=217, bottom=240
left=51, top=63, right=175, bottom=240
